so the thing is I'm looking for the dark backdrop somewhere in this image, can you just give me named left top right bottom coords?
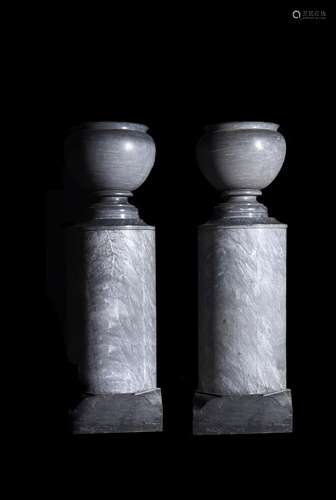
left=41, top=6, right=330, bottom=454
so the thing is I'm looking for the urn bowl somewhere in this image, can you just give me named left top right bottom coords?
left=196, top=122, right=286, bottom=192
left=64, top=122, right=156, bottom=192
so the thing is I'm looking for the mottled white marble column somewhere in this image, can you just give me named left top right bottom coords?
left=194, top=122, right=292, bottom=434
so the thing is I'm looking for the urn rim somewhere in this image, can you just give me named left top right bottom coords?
left=66, top=121, right=149, bottom=137
left=204, top=121, right=280, bottom=133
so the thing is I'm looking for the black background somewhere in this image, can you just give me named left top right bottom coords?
left=39, top=4, right=331, bottom=463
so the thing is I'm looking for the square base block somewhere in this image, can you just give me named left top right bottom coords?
left=193, top=390, right=292, bottom=435
left=70, top=389, right=162, bottom=434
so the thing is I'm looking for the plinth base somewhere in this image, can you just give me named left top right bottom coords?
left=193, top=390, right=292, bottom=435
left=70, top=389, right=162, bottom=434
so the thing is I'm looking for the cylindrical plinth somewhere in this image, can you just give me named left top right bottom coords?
left=198, top=223, right=287, bottom=396
left=66, top=224, right=156, bottom=395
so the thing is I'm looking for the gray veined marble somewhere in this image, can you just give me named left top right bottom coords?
left=196, top=121, right=286, bottom=192
left=64, top=121, right=156, bottom=223
left=64, top=122, right=162, bottom=433
left=196, top=121, right=286, bottom=219
left=66, top=228, right=156, bottom=395
left=71, top=389, right=163, bottom=434
left=198, top=225, right=287, bottom=396
left=193, top=390, right=292, bottom=435
left=64, top=121, right=156, bottom=193
left=194, top=121, right=293, bottom=434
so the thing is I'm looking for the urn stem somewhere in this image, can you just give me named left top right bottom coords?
left=213, top=189, right=268, bottom=219
left=87, top=189, right=140, bottom=222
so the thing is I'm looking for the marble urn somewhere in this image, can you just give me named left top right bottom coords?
left=64, top=122, right=162, bottom=434
left=193, top=121, right=293, bottom=434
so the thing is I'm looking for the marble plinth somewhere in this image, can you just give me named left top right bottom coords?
left=193, top=390, right=292, bottom=435
left=66, top=223, right=162, bottom=432
left=194, top=222, right=292, bottom=434
left=71, top=389, right=162, bottom=434
left=66, top=225, right=157, bottom=394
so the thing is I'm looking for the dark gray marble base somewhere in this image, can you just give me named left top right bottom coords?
left=193, top=390, right=292, bottom=435
left=70, top=389, right=162, bottom=434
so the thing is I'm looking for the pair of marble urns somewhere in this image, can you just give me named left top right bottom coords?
left=64, top=121, right=292, bottom=435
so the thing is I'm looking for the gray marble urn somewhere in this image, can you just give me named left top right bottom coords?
left=196, top=121, right=286, bottom=219
left=193, top=122, right=292, bottom=434
left=64, top=122, right=156, bottom=221
left=64, top=122, right=162, bottom=434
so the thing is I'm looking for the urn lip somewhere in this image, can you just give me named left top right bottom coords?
left=204, top=121, right=280, bottom=133
left=66, top=121, right=149, bottom=137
